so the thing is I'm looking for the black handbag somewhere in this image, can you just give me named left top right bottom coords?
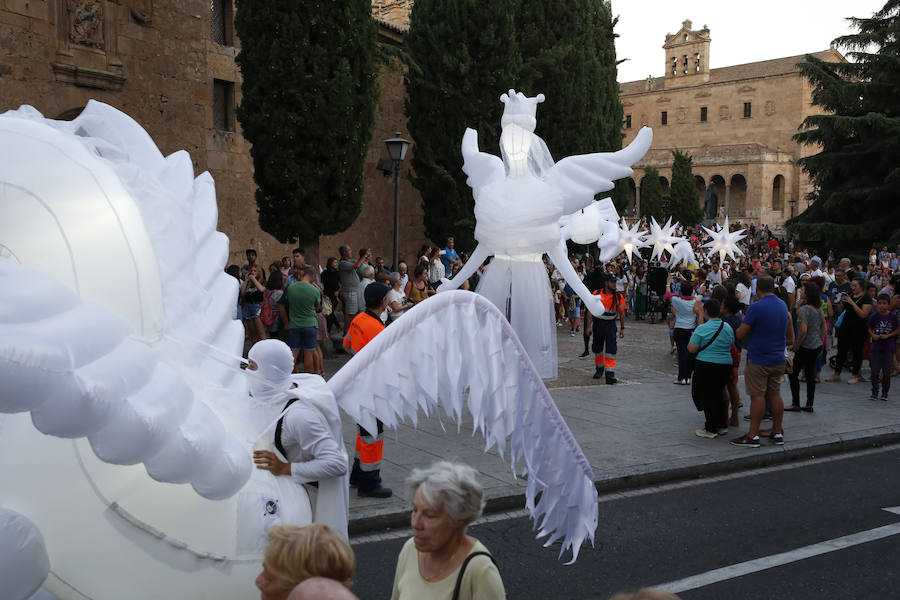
left=452, top=551, right=498, bottom=600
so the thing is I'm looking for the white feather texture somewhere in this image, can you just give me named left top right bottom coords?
left=328, top=290, right=598, bottom=562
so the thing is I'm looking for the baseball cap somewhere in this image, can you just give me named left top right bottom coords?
left=364, top=282, right=391, bottom=307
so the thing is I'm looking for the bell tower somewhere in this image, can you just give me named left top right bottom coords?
left=663, top=19, right=711, bottom=86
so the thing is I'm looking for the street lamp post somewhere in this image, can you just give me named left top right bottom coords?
left=384, top=132, right=410, bottom=271
left=789, top=196, right=797, bottom=219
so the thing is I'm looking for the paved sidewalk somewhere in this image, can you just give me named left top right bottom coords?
left=322, top=318, right=900, bottom=535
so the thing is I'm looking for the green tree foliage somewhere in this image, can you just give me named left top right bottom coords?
left=404, top=0, right=520, bottom=249
left=639, top=166, right=664, bottom=221
left=234, top=0, right=378, bottom=245
left=669, top=149, right=703, bottom=226
left=405, top=0, right=623, bottom=249
left=787, top=0, right=900, bottom=249
left=518, top=0, right=623, bottom=160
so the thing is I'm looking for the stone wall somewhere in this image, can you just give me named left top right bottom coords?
left=0, top=1, right=427, bottom=272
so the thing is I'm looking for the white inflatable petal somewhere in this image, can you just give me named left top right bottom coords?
left=0, top=509, right=50, bottom=600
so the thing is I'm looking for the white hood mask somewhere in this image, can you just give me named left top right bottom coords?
left=247, top=340, right=294, bottom=402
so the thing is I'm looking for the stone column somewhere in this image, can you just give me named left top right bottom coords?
left=635, top=185, right=641, bottom=216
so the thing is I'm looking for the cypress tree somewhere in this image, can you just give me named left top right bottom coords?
left=517, top=0, right=623, bottom=160
left=788, top=0, right=900, bottom=249
left=404, top=0, right=520, bottom=249
left=669, top=149, right=703, bottom=226
left=234, top=0, right=378, bottom=245
left=639, top=166, right=664, bottom=222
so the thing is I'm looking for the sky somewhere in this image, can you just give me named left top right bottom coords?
left=612, top=0, right=887, bottom=83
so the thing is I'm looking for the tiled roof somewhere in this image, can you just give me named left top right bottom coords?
left=375, top=18, right=408, bottom=34
left=620, top=49, right=842, bottom=95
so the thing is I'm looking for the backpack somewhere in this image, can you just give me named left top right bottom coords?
left=260, top=290, right=275, bottom=326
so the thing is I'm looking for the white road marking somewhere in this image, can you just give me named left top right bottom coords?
left=656, top=507, right=900, bottom=593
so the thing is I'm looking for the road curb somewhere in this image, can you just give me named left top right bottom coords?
left=349, top=429, right=900, bottom=536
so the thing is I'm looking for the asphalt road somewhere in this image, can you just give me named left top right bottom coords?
left=351, top=446, right=900, bottom=599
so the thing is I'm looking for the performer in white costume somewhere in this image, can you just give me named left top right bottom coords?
left=248, top=340, right=350, bottom=541
left=437, top=90, right=652, bottom=378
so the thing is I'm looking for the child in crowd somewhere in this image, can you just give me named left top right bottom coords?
left=868, top=294, right=899, bottom=401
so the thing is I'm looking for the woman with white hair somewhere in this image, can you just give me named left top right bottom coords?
left=386, top=272, right=414, bottom=324
left=391, top=462, right=505, bottom=600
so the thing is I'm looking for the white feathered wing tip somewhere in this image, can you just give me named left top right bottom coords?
left=327, top=291, right=598, bottom=562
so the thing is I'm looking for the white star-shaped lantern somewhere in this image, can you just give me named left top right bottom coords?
left=648, top=217, right=680, bottom=262
left=669, top=239, right=697, bottom=269
left=616, top=217, right=648, bottom=263
left=701, top=217, right=746, bottom=264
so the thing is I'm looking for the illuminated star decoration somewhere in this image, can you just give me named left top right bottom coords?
left=701, top=217, right=747, bottom=264
left=616, top=217, right=648, bottom=263
left=648, top=217, right=680, bottom=262
left=669, top=239, right=697, bottom=269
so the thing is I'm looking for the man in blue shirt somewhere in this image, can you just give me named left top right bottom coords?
left=732, top=276, right=794, bottom=448
left=441, top=237, right=461, bottom=275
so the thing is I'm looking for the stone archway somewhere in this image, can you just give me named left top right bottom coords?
left=772, top=174, right=785, bottom=212
left=625, top=177, right=637, bottom=216
left=729, top=174, right=747, bottom=218
left=694, top=175, right=706, bottom=213
left=659, top=176, right=670, bottom=196
left=710, top=175, right=726, bottom=218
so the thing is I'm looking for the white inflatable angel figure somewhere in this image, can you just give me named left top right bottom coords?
left=438, top=89, right=652, bottom=378
left=0, top=103, right=599, bottom=599
left=616, top=217, right=649, bottom=263
left=701, top=217, right=747, bottom=264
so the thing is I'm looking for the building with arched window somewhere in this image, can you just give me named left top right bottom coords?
left=620, top=20, right=845, bottom=230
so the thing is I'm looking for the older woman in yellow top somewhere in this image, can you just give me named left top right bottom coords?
left=391, top=462, right=505, bottom=600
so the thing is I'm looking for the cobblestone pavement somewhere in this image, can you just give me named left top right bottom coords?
left=318, top=312, right=900, bottom=535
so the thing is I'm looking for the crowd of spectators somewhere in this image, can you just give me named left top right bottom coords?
left=226, top=240, right=478, bottom=372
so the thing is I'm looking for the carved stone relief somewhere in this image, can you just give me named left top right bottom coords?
left=677, top=106, right=687, bottom=123
left=765, top=100, right=776, bottom=116
left=719, top=105, right=730, bottom=120
left=68, top=0, right=105, bottom=49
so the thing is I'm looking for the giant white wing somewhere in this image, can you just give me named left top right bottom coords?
left=543, top=127, right=652, bottom=215
left=327, top=291, right=598, bottom=562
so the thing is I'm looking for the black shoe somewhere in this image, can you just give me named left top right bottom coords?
left=358, top=486, right=392, bottom=498
left=593, top=367, right=604, bottom=379
left=801, top=406, right=814, bottom=412
left=578, top=349, right=590, bottom=358
left=605, top=377, right=618, bottom=385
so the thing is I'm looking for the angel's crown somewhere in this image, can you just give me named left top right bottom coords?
left=500, top=89, right=545, bottom=132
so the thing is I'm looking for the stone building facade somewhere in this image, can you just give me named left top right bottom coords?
left=620, top=20, right=844, bottom=230
left=0, top=1, right=426, bottom=269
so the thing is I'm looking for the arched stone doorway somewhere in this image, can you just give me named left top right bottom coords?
left=659, top=176, right=670, bottom=197
left=710, top=175, right=726, bottom=218
left=772, top=174, right=785, bottom=213
left=729, top=174, right=747, bottom=218
left=694, top=175, right=706, bottom=212
left=625, top=177, right=637, bottom=216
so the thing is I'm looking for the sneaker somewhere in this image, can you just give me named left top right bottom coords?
left=881, top=396, right=888, bottom=401
left=731, top=435, right=761, bottom=448
left=674, top=379, right=684, bottom=385
left=770, top=433, right=784, bottom=445
left=716, top=428, right=729, bottom=435
left=870, top=394, right=880, bottom=401
left=570, top=331, right=576, bottom=337
left=685, top=378, right=691, bottom=385
left=695, top=428, right=718, bottom=439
